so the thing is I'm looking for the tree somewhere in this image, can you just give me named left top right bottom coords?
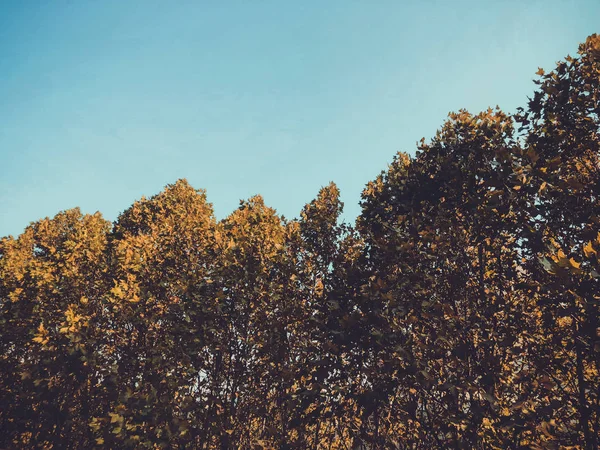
left=92, top=179, right=217, bottom=448
left=1, top=34, right=599, bottom=450
left=0, top=209, right=111, bottom=448
left=513, top=33, right=600, bottom=449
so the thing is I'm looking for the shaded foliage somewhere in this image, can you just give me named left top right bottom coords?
left=1, top=35, right=599, bottom=449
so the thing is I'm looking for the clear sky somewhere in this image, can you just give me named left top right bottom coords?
left=1, top=1, right=598, bottom=237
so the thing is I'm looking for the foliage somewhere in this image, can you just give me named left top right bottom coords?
left=1, top=35, right=599, bottom=449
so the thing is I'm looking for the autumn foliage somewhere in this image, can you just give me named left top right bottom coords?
left=1, top=35, right=599, bottom=449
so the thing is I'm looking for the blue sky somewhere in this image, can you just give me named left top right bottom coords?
left=1, top=1, right=598, bottom=237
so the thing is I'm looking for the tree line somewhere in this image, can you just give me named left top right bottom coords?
left=1, top=34, right=599, bottom=449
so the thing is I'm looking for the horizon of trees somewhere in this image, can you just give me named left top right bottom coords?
left=1, top=35, right=599, bottom=449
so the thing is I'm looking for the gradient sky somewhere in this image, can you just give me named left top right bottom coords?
left=1, top=0, right=598, bottom=237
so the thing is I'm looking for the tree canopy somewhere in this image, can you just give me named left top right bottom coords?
left=1, top=35, right=599, bottom=449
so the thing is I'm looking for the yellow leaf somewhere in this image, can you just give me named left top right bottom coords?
left=584, top=241, right=596, bottom=258
left=109, top=412, right=123, bottom=423
left=110, top=285, right=123, bottom=298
